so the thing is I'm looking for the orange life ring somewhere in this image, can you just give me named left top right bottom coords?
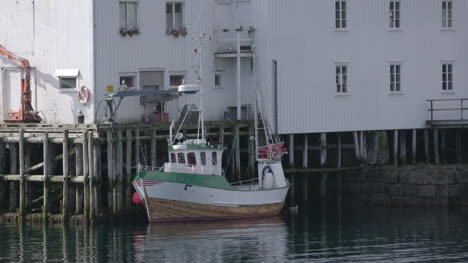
left=78, top=86, right=91, bottom=104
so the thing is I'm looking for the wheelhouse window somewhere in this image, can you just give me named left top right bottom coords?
left=442, top=63, right=453, bottom=91
left=390, top=64, right=401, bottom=92
left=177, top=153, right=186, bottom=163
left=442, top=0, right=453, bottom=28
left=200, top=152, right=206, bottom=165
left=187, top=152, right=196, bottom=165
left=212, top=152, right=217, bottom=165
left=171, top=153, right=176, bottom=163
left=119, top=1, right=138, bottom=34
left=335, top=1, right=347, bottom=29
left=389, top=1, right=400, bottom=28
left=335, top=64, right=348, bottom=94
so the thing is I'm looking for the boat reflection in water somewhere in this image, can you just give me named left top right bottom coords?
left=134, top=216, right=288, bottom=262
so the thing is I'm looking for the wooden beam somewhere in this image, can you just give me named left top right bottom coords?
left=43, top=132, right=49, bottom=218
left=106, top=131, right=114, bottom=213
left=456, top=128, right=462, bottom=163
left=117, top=130, right=123, bottom=212
left=88, top=131, right=95, bottom=219
left=9, top=143, right=18, bottom=211
left=75, top=143, right=83, bottom=214
left=302, top=134, right=308, bottom=168
left=424, top=128, right=430, bottom=164
left=320, top=133, right=326, bottom=167
left=353, top=131, right=360, bottom=161
left=393, top=130, right=398, bottom=167
left=441, top=129, right=446, bottom=164
left=399, top=130, right=406, bottom=165
left=83, top=132, right=90, bottom=217
left=337, top=133, right=341, bottom=168
left=93, top=142, right=101, bottom=215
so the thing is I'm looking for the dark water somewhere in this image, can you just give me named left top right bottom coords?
left=1, top=207, right=468, bottom=262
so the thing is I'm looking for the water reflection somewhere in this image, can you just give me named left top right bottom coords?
left=1, top=208, right=468, bottom=262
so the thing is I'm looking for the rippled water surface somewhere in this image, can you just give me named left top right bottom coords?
left=1, top=207, right=468, bottom=262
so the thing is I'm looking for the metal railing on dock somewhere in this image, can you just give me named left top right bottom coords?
left=427, top=98, right=468, bottom=121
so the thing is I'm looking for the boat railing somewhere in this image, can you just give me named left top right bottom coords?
left=138, top=165, right=163, bottom=172
left=230, top=178, right=258, bottom=186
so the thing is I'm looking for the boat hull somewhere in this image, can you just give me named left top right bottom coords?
left=147, top=197, right=284, bottom=223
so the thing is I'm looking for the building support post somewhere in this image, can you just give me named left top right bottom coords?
left=19, top=129, right=25, bottom=217
left=93, top=142, right=101, bottom=216
left=337, top=133, right=342, bottom=168
left=43, top=132, right=50, bottom=219
left=289, top=134, right=295, bottom=168
left=320, top=133, right=327, bottom=167
left=9, top=143, right=18, bottom=211
left=302, top=134, right=308, bottom=168
left=83, top=132, right=89, bottom=217
left=441, top=129, right=446, bottom=164
left=62, top=130, right=69, bottom=220
left=424, top=128, right=430, bottom=164
left=360, top=131, right=367, bottom=163
left=399, top=130, right=406, bottom=165
left=75, top=143, right=83, bottom=214
left=353, top=131, right=360, bottom=161
left=106, top=131, right=114, bottom=213
left=88, top=131, right=95, bottom=220
left=433, top=128, right=440, bottom=165
left=116, top=130, right=123, bottom=213
left=456, top=128, right=462, bottom=163
left=393, top=130, right=398, bottom=168
left=412, top=129, right=417, bottom=164
left=126, top=129, right=132, bottom=207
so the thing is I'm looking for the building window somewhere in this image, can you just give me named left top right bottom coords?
left=60, top=78, right=77, bottom=90
left=442, top=0, right=453, bottom=28
left=170, top=74, right=185, bottom=87
left=166, top=2, right=186, bottom=36
left=214, top=73, right=222, bottom=88
left=177, top=153, right=185, bottom=163
left=442, top=63, right=453, bottom=91
left=335, top=1, right=347, bottom=29
left=119, top=1, right=138, bottom=35
left=335, top=64, right=348, bottom=93
left=212, top=152, right=217, bottom=165
left=390, top=64, right=401, bottom=92
left=187, top=152, right=196, bottom=165
left=119, top=75, right=135, bottom=89
left=200, top=152, right=206, bottom=165
left=171, top=153, right=176, bottom=163
left=389, top=0, right=400, bottom=28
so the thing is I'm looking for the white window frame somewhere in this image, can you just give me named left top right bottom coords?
left=119, top=74, right=136, bottom=91
left=442, top=0, right=453, bottom=29
left=59, top=77, right=77, bottom=91
left=441, top=62, right=454, bottom=92
left=389, top=0, right=400, bottom=29
left=335, top=63, right=349, bottom=94
left=389, top=63, right=402, bottom=94
left=166, top=2, right=184, bottom=30
left=119, top=1, right=139, bottom=33
left=335, top=1, right=347, bottom=30
left=55, top=69, right=79, bottom=92
left=169, top=73, right=186, bottom=89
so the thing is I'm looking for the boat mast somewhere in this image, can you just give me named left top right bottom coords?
left=253, top=46, right=259, bottom=160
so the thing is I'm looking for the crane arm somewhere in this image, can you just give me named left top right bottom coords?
left=0, top=44, right=31, bottom=78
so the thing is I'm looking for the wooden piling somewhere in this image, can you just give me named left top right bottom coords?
left=106, top=131, right=114, bottom=213
left=456, top=128, right=462, bottom=163
left=399, top=130, right=406, bottom=165
left=433, top=128, right=439, bottom=165
left=135, top=128, right=140, bottom=167
left=150, top=129, right=156, bottom=167
left=75, top=144, right=83, bottom=214
left=393, top=130, right=398, bottom=167
left=9, top=143, right=18, bottom=211
left=320, top=133, right=327, bottom=167
left=24, top=144, right=32, bottom=208
left=83, top=132, right=90, bottom=217
left=360, top=131, right=367, bottom=163
left=117, top=130, right=123, bottom=212
left=424, top=128, right=430, bottom=164
left=288, top=175, right=295, bottom=206
left=126, top=129, right=132, bottom=207
left=289, top=134, right=295, bottom=168
left=441, top=129, right=446, bottom=164
left=320, top=173, right=327, bottom=207
left=43, top=132, right=50, bottom=218
left=88, top=131, right=95, bottom=219
left=337, top=133, right=341, bottom=168
left=0, top=143, right=5, bottom=209
left=93, top=142, right=101, bottom=215
left=62, top=130, right=69, bottom=219
left=353, top=131, right=360, bottom=161
left=19, top=129, right=25, bottom=216
left=302, top=134, right=308, bottom=168
left=234, top=125, right=241, bottom=181
left=412, top=129, right=417, bottom=164
left=302, top=175, right=308, bottom=204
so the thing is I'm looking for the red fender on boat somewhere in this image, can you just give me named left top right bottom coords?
left=132, top=192, right=142, bottom=204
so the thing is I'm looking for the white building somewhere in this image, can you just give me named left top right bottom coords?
left=1, top=0, right=466, bottom=135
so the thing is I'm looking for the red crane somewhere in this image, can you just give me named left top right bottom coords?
left=0, top=44, right=41, bottom=123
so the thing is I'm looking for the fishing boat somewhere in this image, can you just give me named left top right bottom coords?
left=132, top=37, right=289, bottom=223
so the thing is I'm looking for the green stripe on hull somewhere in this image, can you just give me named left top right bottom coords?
left=135, top=171, right=234, bottom=190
